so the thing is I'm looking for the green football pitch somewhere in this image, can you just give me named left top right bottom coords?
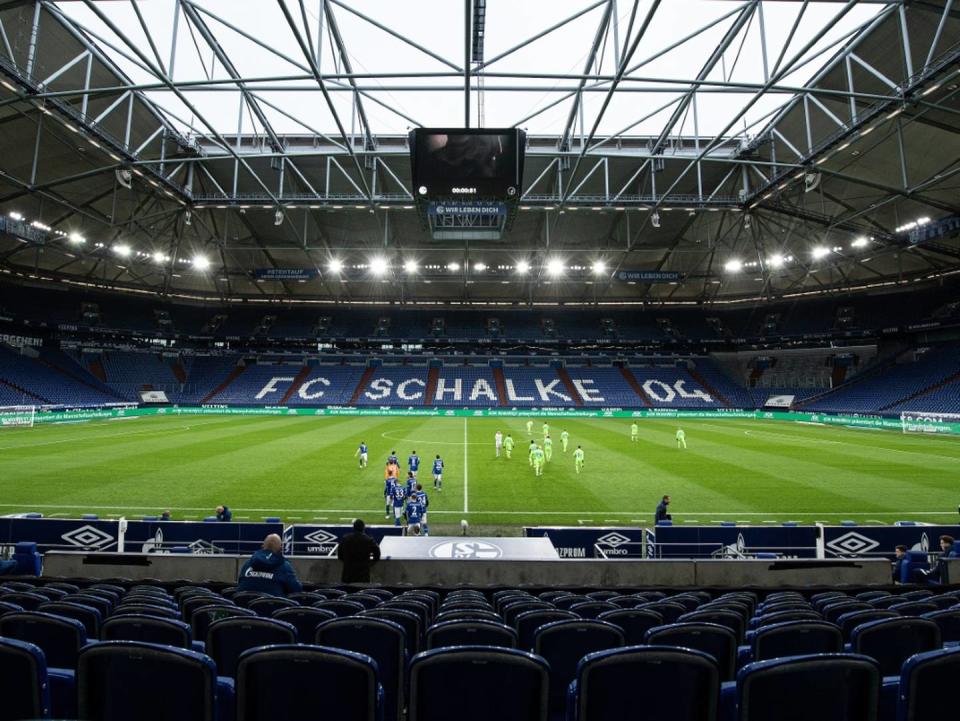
left=1, top=414, right=958, bottom=531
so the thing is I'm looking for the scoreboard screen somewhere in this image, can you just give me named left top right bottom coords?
left=410, top=128, right=525, bottom=199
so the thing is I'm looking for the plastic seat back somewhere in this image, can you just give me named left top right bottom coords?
left=206, top=616, right=297, bottom=677
left=851, top=618, right=941, bottom=677
left=426, top=620, right=518, bottom=650
left=78, top=641, right=217, bottom=721
left=737, top=653, right=880, bottom=721
left=101, top=615, right=192, bottom=648
left=408, top=646, right=548, bottom=721
left=752, top=621, right=843, bottom=662
left=597, top=608, right=664, bottom=645
left=271, top=606, right=336, bottom=642
left=514, top=609, right=578, bottom=651
left=0, top=637, right=50, bottom=721
left=645, top=622, right=738, bottom=681
left=573, top=645, right=719, bottom=721
left=316, top=617, right=406, bottom=721
left=897, top=646, right=960, bottom=721
left=0, top=611, right=86, bottom=669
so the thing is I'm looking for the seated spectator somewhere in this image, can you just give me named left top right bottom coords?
left=216, top=504, right=232, bottom=522
left=160, top=510, right=171, bottom=521
left=237, top=533, right=302, bottom=596
left=913, top=535, right=959, bottom=584
left=892, top=544, right=908, bottom=583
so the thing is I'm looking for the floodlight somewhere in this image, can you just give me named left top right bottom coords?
left=152, top=252, right=168, bottom=263
left=369, top=256, right=389, bottom=276
left=851, top=237, right=869, bottom=248
left=68, top=233, right=85, bottom=244
left=767, top=254, right=785, bottom=268
left=192, top=255, right=210, bottom=270
left=592, top=260, right=607, bottom=275
left=546, top=259, right=564, bottom=277
left=811, top=246, right=830, bottom=259
left=403, top=259, right=418, bottom=274
left=474, top=262, right=487, bottom=272
left=516, top=260, right=530, bottom=275
left=113, top=244, right=131, bottom=257
left=724, top=259, right=743, bottom=272
left=328, top=258, right=344, bottom=273
left=448, top=262, right=460, bottom=271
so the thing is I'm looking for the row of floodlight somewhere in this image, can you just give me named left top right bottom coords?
left=325, top=258, right=608, bottom=277
left=723, top=236, right=882, bottom=272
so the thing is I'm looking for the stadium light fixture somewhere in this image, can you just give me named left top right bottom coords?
left=447, top=261, right=460, bottom=272
left=327, top=258, right=344, bottom=274
left=767, top=254, right=785, bottom=268
left=68, top=233, right=85, bottom=244
left=811, top=246, right=831, bottom=259
left=369, top=256, right=389, bottom=276
left=474, top=262, right=487, bottom=272
left=724, top=259, right=743, bottom=272
left=546, top=259, right=564, bottom=277
left=192, top=255, right=210, bottom=270
left=403, top=259, right=418, bottom=274
left=113, top=244, right=131, bottom=257
left=152, top=252, right=168, bottom=263
left=516, top=260, right=530, bottom=275
left=851, top=236, right=870, bottom=248
left=8, top=211, right=23, bottom=221
left=592, top=260, right=607, bottom=275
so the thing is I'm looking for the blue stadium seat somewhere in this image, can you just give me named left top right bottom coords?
left=408, top=646, right=549, bottom=721
left=38, top=600, right=102, bottom=638
left=514, top=609, right=578, bottom=651
left=637, top=600, right=687, bottom=623
left=752, top=610, right=823, bottom=629
left=0, top=600, right=24, bottom=616
left=112, top=603, right=182, bottom=620
left=597, top=608, right=664, bottom=645
left=645, top=622, right=738, bottom=681
left=316, top=616, right=407, bottom=721
left=569, top=601, right=619, bottom=619
left=435, top=609, right=503, bottom=625
left=850, top=618, right=941, bottom=677
left=101, top=614, right=193, bottom=649
left=1, top=591, right=47, bottom=611
left=823, top=601, right=872, bottom=625
left=736, top=654, right=880, bottom=721
left=271, top=606, right=336, bottom=642
left=425, top=620, right=518, bottom=649
left=896, top=646, right=960, bottom=721
left=921, top=608, right=960, bottom=644
left=247, top=596, right=298, bottom=616
left=190, top=604, right=256, bottom=642
left=0, top=637, right=50, bottom=721
left=236, top=645, right=380, bottom=721
left=206, top=616, right=297, bottom=677
left=362, top=608, right=423, bottom=655
left=751, top=621, right=843, bottom=663
left=889, top=602, right=938, bottom=617
left=533, top=619, right=624, bottom=716
left=679, top=609, right=746, bottom=642
left=569, top=645, right=720, bottom=721
left=313, top=599, right=366, bottom=617
left=78, top=641, right=220, bottom=721
left=0, top=611, right=87, bottom=669
left=12, top=542, right=41, bottom=575
left=837, top=610, right=899, bottom=642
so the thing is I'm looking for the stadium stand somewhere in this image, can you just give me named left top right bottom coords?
left=2, top=577, right=960, bottom=720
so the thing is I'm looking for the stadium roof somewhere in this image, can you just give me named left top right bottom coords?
left=0, top=0, right=958, bottom=307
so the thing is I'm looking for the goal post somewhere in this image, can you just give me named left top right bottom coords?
left=0, top=405, right=36, bottom=428
left=900, top=411, right=960, bottom=436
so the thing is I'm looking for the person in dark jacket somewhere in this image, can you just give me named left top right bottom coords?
left=892, top=545, right=908, bottom=583
left=237, top=534, right=302, bottom=596
left=216, top=505, right=232, bottom=522
left=337, top=519, right=381, bottom=583
left=655, top=495, right=671, bottom=524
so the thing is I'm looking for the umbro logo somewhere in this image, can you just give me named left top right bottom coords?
left=61, top=525, right=114, bottom=549
left=597, top=532, right=631, bottom=548
left=826, top=531, right=879, bottom=557
left=304, top=530, right=338, bottom=545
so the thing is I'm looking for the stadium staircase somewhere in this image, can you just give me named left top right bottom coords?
left=88, top=358, right=107, bottom=383
left=879, top=369, right=960, bottom=411
left=556, top=368, right=584, bottom=407
left=688, top=368, right=730, bottom=407
left=279, top=366, right=311, bottom=404
left=0, top=378, right=51, bottom=404
left=37, top=354, right=123, bottom=401
left=170, top=361, right=187, bottom=384
left=618, top=367, right=652, bottom=406
left=423, top=367, right=440, bottom=405
left=349, top=367, right=376, bottom=405
left=492, top=367, right=509, bottom=406
left=200, top=365, right=247, bottom=404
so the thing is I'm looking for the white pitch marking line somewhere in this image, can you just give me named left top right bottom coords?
left=463, top=417, right=469, bottom=514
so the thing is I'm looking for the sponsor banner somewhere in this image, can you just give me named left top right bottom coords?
left=0, top=518, right=282, bottom=555
left=615, top=270, right=682, bottom=283
left=763, top=395, right=795, bottom=408
left=283, top=524, right=403, bottom=556
left=25, top=405, right=960, bottom=435
left=427, top=202, right=507, bottom=217
left=139, top=390, right=169, bottom=403
left=905, top=214, right=960, bottom=245
left=254, top=268, right=319, bottom=281
left=822, top=525, right=960, bottom=559
left=650, top=525, right=820, bottom=559
left=524, top=527, right=646, bottom=559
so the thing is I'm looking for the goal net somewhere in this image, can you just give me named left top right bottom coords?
left=900, top=411, right=960, bottom=435
left=0, top=405, right=36, bottom=428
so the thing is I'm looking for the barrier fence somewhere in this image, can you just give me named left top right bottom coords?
left=12, top=405, right=960, bottom=435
